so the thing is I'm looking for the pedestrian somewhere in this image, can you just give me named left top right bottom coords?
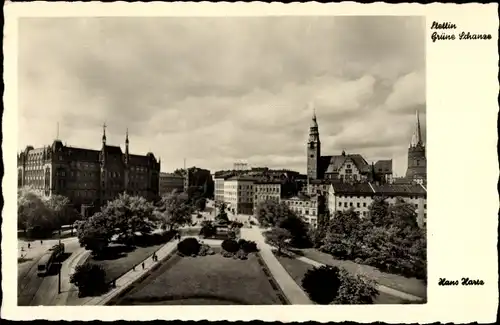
left=28, top=243, right=31, bottom=249
left=40, top=240, right=43, bottom=245
left=132, top=265, right=135, bottom=271
left=142, top=262, right=145, bottom=270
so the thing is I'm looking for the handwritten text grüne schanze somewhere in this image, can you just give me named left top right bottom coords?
left=430, top=21, right=492, bottom=42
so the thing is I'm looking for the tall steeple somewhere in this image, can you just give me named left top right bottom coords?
left=124, top=128, right=130, bottom=165
left=410, top=110, right=423, bottom=148
left=308, top=102, right=320, bottom=143
left=307, top=102, right=321, bottom=180
left=102, top=122, right=107, bottom=145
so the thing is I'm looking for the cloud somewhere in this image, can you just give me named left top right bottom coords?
left=18, top=16, right=425, bottom=176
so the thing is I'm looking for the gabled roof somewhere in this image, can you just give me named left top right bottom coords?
left=66, top=147, right=101, bottom=162
left=372, top=183, right=427, bottom=196
left=105, top=145, right=123, bottom=155
left=321, top=154, right=370, bottom=175
left=374, top=159, right=393, bottom=174
left=330, top=182, right=375, bottom=196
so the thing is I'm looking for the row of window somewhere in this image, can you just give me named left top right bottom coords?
left=255, top=187, right=279, bottom=193
left=339, top=201, right=367, bottom=208
left=283, top=200, right=316, bottom=208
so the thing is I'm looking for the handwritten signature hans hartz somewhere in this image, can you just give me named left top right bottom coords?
left=439, top=278, right=485, bottom=286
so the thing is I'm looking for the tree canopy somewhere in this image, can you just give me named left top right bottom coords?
left=320, top=197, right=426, bottom=279
left=265, top=227, right=292, bottom=254
left=154, top=191, right=193, bottom=231
left=256, top=200, right=311, bottom=248
left=18, top=186, right=79, bottom=238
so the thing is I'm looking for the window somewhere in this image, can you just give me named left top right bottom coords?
left=338, top=202, right=342, bottom=207
left=363, top=202, right=367, bottom=207
left=424, top=204, right=427, bottom=209
left=357, top=202, right=360, bottom=208
left=349, top=202, right=353, bottom=207
left=344, top=202, right=347, bottom=208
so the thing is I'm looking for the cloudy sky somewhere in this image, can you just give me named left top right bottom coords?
left=18, top=16, right=425, bottom=176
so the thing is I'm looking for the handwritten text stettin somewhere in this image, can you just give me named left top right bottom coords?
left=430, top=21, right=492, bottom=43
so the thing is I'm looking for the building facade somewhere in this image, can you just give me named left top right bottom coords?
left=282, top=193, right=319, bottom=228
left=159, top=172, right=184, bottom=196
left=17, top=126, right=161, bottom=213
left=253, top=181, right=282, bottom=212
left=328, top=182, right=427, bottom=228
left=223, top=176, right=255, bottom=215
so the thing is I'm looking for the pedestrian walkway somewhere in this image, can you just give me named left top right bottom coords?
left=51, top=247, right=90, bottom=306
left=294, top=252, right=424, bottom=302
left=82, top=236, right=183, bottom=305
left=241, top=227, right=312, bottom=305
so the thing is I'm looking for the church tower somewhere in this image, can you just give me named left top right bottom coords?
left=307, top=106, right=321, bottom=180
left=405, top=110, right=427, bottom=183
left=124, top=128, right=130, bottom=193
left=99, top=123, right=108, bottom=204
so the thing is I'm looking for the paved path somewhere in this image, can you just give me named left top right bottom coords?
left=294, top=253, right=424, bottom=302
left=241, top=227, right=312, bottom=305
left=82, top=236, right=185, bottom=306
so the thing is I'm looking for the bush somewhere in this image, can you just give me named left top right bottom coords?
left=239, top=239, right=258, bottom=253
left=196, top=213, right=203, bottom=219
left=70, top=263, right=108, bottom=297
left=198, top=244, right=215, bottom=256
left=334, top=269, right=378, bottom=304
left=177, top=237, right=201, bottom=257
left=221, top=250, right=234, bottom=258
left=221, top=239, right=239, bottom=253
left=236, top=249, right=248, bottom=260
left=199, top=223, right=216, bottom=238
left=302, top=265, right=342, bottom=304
left=249, top=220, right=256, bottom=225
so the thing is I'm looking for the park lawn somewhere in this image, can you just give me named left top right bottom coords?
left=274, top=252, right=413, bottom=305
left=298, top=248, right=427, bottom=299
left=116, top=247, right=285, bottom=305
left=86, top=243, right=165, bottom=283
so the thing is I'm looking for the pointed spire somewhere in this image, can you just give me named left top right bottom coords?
left=125, top=128, right=129, bottom=144
left=309, top=102, right=318, bottom=128
left=410, top=110, right=423, bottom=147
left=102, top=122, right=107, bottom=144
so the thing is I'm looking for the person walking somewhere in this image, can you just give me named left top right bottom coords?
left=27, top=243, right=31, bottom=249
left=142, top=262, right=145, bottom=270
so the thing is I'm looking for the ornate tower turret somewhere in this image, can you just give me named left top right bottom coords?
left=406, top=110, right=427, bottom=183
left=99, top=123, right=108, bottom=204
left=307, top=104, right=321, bottom=180
left=124, top=128, right=130, bottom=193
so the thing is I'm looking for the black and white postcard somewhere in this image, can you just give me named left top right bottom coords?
left=2, top=2, right=498, bottom=323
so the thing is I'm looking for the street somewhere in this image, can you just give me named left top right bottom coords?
left=17, top=237, right=83, bottom=306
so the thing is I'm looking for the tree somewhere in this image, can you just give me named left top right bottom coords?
left=46, top=194, right=79, bottom=230
left=155, top=191, right=193, bottom=231
left=334, top=269, right=378, bottom=304
left=100, top=193, right=156, bottom=244
left=265, top=227, right=292, bottom=254
left=302, top=265, right=342, bottom=304
left=256, top=200, right=310, bottom=247
left=367, top=196, right=390, bottom=227
left=76, top=212, right=114, bottom=255
left=255, top=200, right=295, bottom=228
left=195, top=197, right=207, bottom=212
left=70, top=263, right=107, bottom=297
left=17, top=186, right=56, bottom=237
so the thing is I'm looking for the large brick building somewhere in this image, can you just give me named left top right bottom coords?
left=17, top=125, right=161, bottom=214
